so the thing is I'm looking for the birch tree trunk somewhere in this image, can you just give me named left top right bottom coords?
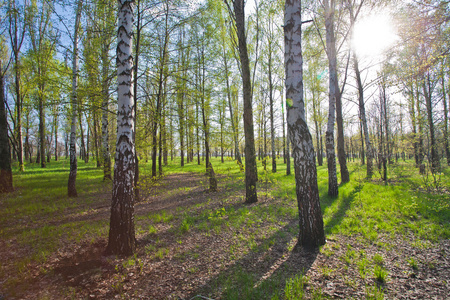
left=68, top=0, right=83, bottom=197
left=284, top=0, right=325, bottom=248
left=107, top=0, right=136, bottom=256
left=229, top=0, right=258, bottom=203
left=324, top=0, right=339, bottom=196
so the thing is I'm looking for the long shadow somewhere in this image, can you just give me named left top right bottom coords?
left=322, top=184, right=362, bottom=236
left=185, top=219, right=319, bottom=300
left=136, top=173, right=245, bottom=215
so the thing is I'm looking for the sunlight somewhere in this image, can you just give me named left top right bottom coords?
left=352, top=13, right=398, bottom=59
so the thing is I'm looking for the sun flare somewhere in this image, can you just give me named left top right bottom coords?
left=352, top=13, right=398, bottom=59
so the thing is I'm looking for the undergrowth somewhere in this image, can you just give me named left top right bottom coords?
left=0, top=157, right=448, bottom=299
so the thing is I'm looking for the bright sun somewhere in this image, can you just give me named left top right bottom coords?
left=352, top=13, right=398, bottom=59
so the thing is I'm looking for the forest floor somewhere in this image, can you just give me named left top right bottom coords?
left=0, top=158, right=449, bottom=299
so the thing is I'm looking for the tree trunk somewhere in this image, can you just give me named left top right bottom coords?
left=423, top=73, right=439, bottom=173
left=268, top=49, right=276, bottom=173
left=133, top=0, right=141, bottom=201
left=68, top=0, right=82, bottom=197
left=207, top=161, right=217, bottom=191
left=152, top=10, right=169, bottom=178
left=324, top=0, right=338, bottom=196
left=85, top=121, right=90, bottom=163
left=79, top=110, right=86, bottom=161
left=54, top=114, right=58, bottom=162
left=93, top=111, right=100, bottom=168
left=10, top=2, right=26, bottom=172
left=284, top=0, right=325, bottom=248
left=25, top=113, right=30, bottom=163
left=101, top=57, right=111, bottom=180
left=416, top=87, right=424, bottom=168
left=107, top=0, right=136, bottom=256
left=354, top=56, right=373, bottom=178
left=0, top=62, right=13, bottom=193
left=281, top=89, right=287, bottom=164
left=38, top=91, right=45, bottom=168
left=230, top=0, right=258, bottom=203
left=442, top=73, right=450, bottom=166
left=336, top=86, right=349, bottom=182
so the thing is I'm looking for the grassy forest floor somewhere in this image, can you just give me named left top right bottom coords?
left=0, top=157, right=449, bottom=299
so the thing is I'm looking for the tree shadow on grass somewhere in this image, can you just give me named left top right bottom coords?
left=185, top=219, right=319, bottom=300
left=322, top=183, right=362, bottom=236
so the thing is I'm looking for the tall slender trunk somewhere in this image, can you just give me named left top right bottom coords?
left=38, top=82, right=45, bottom=168
left=186, top=105, right=190, bottom=164
left=423, top=73, right=439, bottom=173
left=324, top=0, right=338, bottom=196
left=54, top=104, right=58, bottom=161
left=281, top=89, right=287, bottom=164
left=0, top=62, right=13, bottom=193
left=177, top=30, right=186, bottom=167
left=359, top=117, right=365, bottom=165
left=10, top=2, right=26, bottom=172
left=25, top=112, right=30, bottom=162
left=408, top=88, right=418, bottom=166
left=354, top=56, right=372, bottom=177
left=152, top=9, right=169, bottom=177
left=382, top=85, right=391, bottom=165
left=379, top=89, right=387, bottom=181
left=416, top=87, right=424, bottom=167
left=336, top=86, right=349, bottom=182
left=93, top=111, right=100, bottom=167
left=225, top=56, right=242, bottom=164
left=286, top=125, right=291, bottom=175
left=199, top=40, right=210, bottom=173
left=285, top=0, right=325, bottom=248
left=85, top=121, right=89, bottom=163
left=68, top=0, right=83, bottom=196
left=312, top=92, right=323, bottom=166
left=107, top=0, right=136, bottom=256
left=230, top=0, right=258, bottom=203
left=178, top=80, right=185, bottom=166
left=314, top=120, right=322, bottom=166
left=268, top=49, right=276, bottom=173
left=133, top=0, right=141, bottom=201
left=443, top=73, right=450, bottom=166
left=79, top=110, right=86, bottom=161
left=263, top=96, right=267, bottom=171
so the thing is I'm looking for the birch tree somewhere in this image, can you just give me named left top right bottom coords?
left=68, top=0, right=83, bottom=197
left=324, top=0, right=339, bottom=196
left=106, top=0, right=136, bottom=256
left=285, top=0, right=325, bottom=248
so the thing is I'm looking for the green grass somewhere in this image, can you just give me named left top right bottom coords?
left=1, top=156, right=449, bottom=299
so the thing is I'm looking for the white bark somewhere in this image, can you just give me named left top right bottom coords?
left=107, top=0, right=136, bottom=256
left=324, top=0, right=339, bottom=196
left=68, top=0, right=83, bottom=197
left=284, top=0, right=325, bottom=248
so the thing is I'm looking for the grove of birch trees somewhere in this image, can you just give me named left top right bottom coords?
left=1, top=0, right=449, bottom=254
